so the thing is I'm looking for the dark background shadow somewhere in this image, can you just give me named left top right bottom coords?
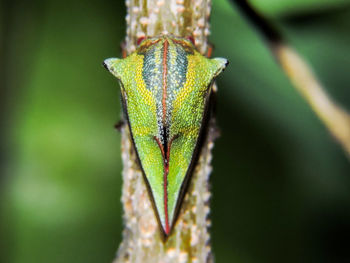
left=1, top=0, right=350, bottom=262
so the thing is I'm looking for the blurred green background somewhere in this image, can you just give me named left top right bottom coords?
left=1, top=0, right=350, bottom=262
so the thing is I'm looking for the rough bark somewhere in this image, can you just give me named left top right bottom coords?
left=113, top=0, right=215, bottom=262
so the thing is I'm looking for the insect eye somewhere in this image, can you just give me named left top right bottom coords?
left=137, top=36, right=146, bottom=46
left=186, top=36, right=195, bottom=46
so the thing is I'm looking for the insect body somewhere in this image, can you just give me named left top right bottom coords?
left=104, top=36, right=227, bottom=236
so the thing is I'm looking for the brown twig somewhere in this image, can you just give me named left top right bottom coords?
left=113, top=0, right=216, bottom=262
left=232, top=0, right=350, bottom=158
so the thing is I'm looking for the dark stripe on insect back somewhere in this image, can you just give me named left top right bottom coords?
left=167, top=45, right=188, bottom=91
left=142, top=46, right=162, bottom=93
left=162, top=40, right=168, bottom=126
left=165, top=44, right=188, bottom=121
left=142, top=41, right=164, bottom=135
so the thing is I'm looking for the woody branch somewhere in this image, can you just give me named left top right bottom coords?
left=113, top=0, right=215, bottom=262
left=232, top=0, right=350, bottom=158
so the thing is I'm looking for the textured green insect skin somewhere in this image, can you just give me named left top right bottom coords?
left=104, top=36, right=227, bottom=236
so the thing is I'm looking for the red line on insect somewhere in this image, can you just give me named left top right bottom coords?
left=163, top=165, right=170, bottom=235
left=154, top=136, right=165, bottom=160
left=162, top=136, right=178, bottom=235
left=153, top=135, right=170, bottom=234
left=154, top=133, right=179, bottom=235
left=153, top=135, right=170, bottom=235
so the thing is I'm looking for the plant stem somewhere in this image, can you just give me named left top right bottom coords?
left=113, top=0, right=215, bottom=262
left=232, top=0, right=350, bottom=158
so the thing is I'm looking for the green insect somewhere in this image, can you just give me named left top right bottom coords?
left=104, top=35, right=228, bottom=236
